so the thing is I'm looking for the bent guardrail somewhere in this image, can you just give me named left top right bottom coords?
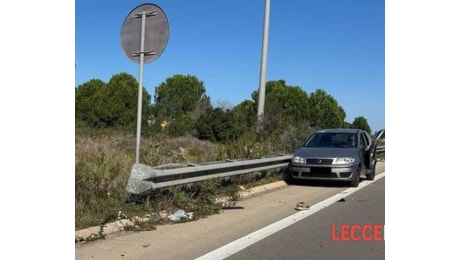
left=126, top=154, right=293, bottom=194
left=126, top=146, right=385, bottom=195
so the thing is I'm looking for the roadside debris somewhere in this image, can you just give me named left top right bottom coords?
left=168, top=209, right=194, bottom=221
left=117, top=211, right=129, bottom=230
left=295, top=202, right=310, bottom=211
left=215, top=196, right=238, bottom=207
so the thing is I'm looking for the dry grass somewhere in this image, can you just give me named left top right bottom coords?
left=75, top=133, right=135, bottom=229
left=75, top=129, right=233, bottom=230
left=140, top=135, right=220, bottom=165
left=75, top=126, right=300, bottom=231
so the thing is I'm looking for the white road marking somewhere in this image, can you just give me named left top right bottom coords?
left=195, top=172, right=385, bottom=260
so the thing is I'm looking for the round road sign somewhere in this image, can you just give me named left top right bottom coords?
left=120, top=3, right=169, bottom=64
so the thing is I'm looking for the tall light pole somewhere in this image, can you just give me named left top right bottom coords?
left=257, top=0, right=271, bottom=128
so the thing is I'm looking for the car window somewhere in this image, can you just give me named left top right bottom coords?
left=304, top=134, right=325, bottom=147
left=305, top=132, right=357, bottom=148
left=360, top=132, right=370, bottom=150
left=346, top=134, right=357, bottom=147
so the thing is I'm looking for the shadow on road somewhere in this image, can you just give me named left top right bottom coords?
left=283, top=177, right=356, bottom=188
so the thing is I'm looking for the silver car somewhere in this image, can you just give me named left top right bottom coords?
left=288, top=128, right=384, bottom=187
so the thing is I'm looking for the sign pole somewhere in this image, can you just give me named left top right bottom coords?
left=121, top=3, right=169, bottom=164
left=135, top=11, right=147, bottom=164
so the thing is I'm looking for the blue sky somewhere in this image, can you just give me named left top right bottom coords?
left=76, top=0, right=384, bottom=132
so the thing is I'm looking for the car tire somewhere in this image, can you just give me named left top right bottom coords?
left=366, top=161, right=376, bottom=181
left=350, top=167, right=361, bottom=187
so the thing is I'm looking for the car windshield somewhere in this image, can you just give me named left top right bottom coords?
left=304, top=132, right=357, bottom=148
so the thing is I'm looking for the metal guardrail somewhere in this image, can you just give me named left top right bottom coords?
left=126, top=154, right=293, bottom=194
left=126, top=146, right=385, bottom=195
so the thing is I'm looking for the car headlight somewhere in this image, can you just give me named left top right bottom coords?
left=292, top=156, right=305, bottom=164
left=333, top=157, right=355, bottom=165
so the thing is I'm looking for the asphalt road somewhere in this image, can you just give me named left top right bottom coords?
left=226, top=177, right=385, bottom=260
left=75, top=162, right=385, bottom=260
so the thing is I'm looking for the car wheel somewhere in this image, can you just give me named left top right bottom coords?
left=366, top=161, right=376, bottom=181
left=350, top=167, right=361, bottom=187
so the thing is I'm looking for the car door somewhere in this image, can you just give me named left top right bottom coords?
left=365, top=129, right=385, bottom=172
left=360, top=132, right=371, bottom=171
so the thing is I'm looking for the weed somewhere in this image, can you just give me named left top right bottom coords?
left=76, top=126, right=300, bottom=232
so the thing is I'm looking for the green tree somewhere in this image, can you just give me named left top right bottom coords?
left=107, top=73, right=151, bottom=127
left=153, top=74, right=211, bottom=136
left=229, top=99, right=257, bottom=134
left=251, top=80, right=310, bottom=132
left=75, top=79, right=107, bottom=127
left=342, top=121, right=352, bottom=129
left=351, top=116, right=372, bottom=134
left=75, top=73, right=151, bottom=128
left=195, top=107, right=240, bottom=142
left=309, top=89, right=346, bottom=129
